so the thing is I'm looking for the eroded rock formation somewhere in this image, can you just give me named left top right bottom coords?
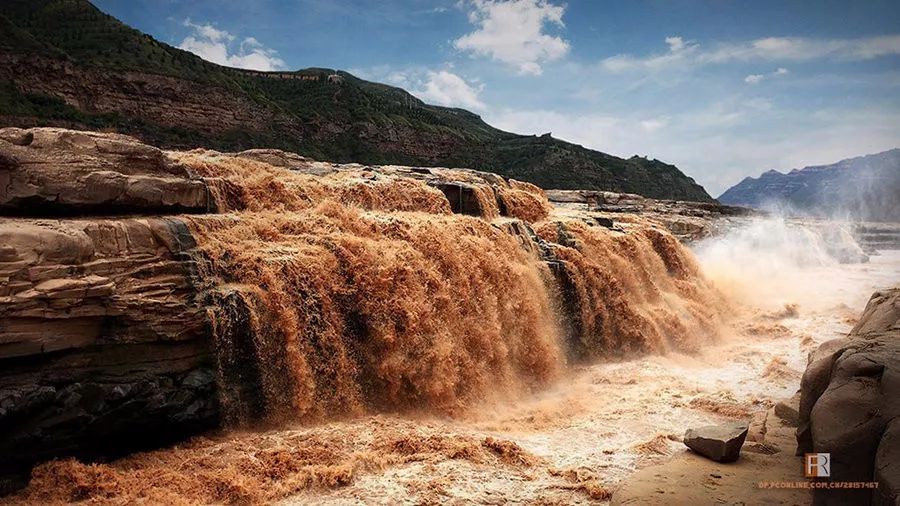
left=0, top=127, right=213, bottom=214
left=1, top=132, right=227, bottom=480
left=545, top=189, right=754, bottom=243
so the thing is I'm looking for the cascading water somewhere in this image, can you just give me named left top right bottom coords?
left=10, top=149, right=736, bottom=505
left=167, top=149, right=730, bottom=424
left=188, top=206, right=566, bottom=421
left=536, top=219, right=728, bottom=360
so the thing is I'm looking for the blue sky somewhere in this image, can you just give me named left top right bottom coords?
left=93, top=0, right=900, bottom=195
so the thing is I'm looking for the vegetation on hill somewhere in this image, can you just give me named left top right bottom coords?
left=0, top=0, right=714, bottom=201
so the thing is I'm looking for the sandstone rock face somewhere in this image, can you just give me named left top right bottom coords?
left=0, top=53, right=276, bottom=135
left=850, top=290, right=900, bottom=336
left=683, top=422, right=749, bottom=463
left=797, top=288, right=900, bottom=505
left=747, top=410, right=768, bottom=443
left=774, top=393, right=801, bottom=428
left=0, top=127, right=213, bottom=215
left=0, top=217, right=217, bottom=475
left=852, top=222, right=900, bottom=252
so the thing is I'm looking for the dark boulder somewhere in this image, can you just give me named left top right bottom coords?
left=684, top=422, right=749, bottom=463
left=797, top=288, right=900, bottom=505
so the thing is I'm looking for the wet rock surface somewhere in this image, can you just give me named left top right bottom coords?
left=683, top=422, right=750, bottom=463
left=797, top=288, right=900, bottom=505
left=774, top=393, right=801, bottom=427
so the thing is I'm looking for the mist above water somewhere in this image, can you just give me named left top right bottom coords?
left=692, top=216, right=874, bottom=311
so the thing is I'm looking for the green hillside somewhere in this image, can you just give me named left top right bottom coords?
left=0, top=0, right=714, bottom=201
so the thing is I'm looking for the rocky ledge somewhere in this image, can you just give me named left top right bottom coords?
left=545, top=189, right=754, bottom=242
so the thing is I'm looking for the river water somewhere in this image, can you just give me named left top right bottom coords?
left=11, top=221, right=900, bottom=505
left=272, top=249, right=900, bottom=504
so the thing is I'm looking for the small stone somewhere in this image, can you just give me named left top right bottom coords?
left=683, top=422, right=749, bottom=463
left=744, top=441, right=781, bottom=455
left=182, top=369, right=214, bottom=389
left=594, top=217, right=614, bottom=228
left=774, top=394, right=800, bottom=427
left=747, top=409, right=768, bottom=442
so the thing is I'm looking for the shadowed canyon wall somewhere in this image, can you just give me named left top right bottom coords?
left=0, top=128, right=728, bottom=480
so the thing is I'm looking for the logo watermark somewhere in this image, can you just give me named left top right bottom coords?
left=757, top=452, right=879, bottom=490
left=805, top=453, right=831, bottom=478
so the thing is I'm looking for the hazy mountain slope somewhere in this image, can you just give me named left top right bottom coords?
left=0, top=0, right=714, bottom=201
left=718, top=149, right=900, bottom=221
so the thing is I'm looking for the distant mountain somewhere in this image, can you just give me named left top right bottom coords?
left=0, top=0, right=714, bottom=202
left=719, top=149, right=900, bottom=222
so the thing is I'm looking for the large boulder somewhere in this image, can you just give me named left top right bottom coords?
left=683, top=422, right=749, bottom=463
left=797, top=288, right=900, bottom=505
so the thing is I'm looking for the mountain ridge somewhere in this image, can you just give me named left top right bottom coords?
left=718, top=148, right=900, bottom=221
left=0, top=0, right=714, bottom=202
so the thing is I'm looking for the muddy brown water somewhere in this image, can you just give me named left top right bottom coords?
left=8, top=236, right=898, bottom=504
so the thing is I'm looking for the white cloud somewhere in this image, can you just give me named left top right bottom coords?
left=640, top=118, right=668, bottom=132
left=603, top=34, right=900, bottom=73
left=665, top=36, right=686, bottom=52
left=413, top=71, right=486, bottom=110
left=454, top=0, right=569, bottom=75
left=351, top=66, right=486, bottom=110
left=600, top=35, right=698, bottom=72
left=744, top=74, right=765, bottom=84
left=744, top=67, right=791, bottom=85
left=743, top=98, right=773, bottom=111
left=706, top=35, right=900, bottom=62
left=386, top=70, right=412, bottom=87
left=178, top=20, right=286, bottom=71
